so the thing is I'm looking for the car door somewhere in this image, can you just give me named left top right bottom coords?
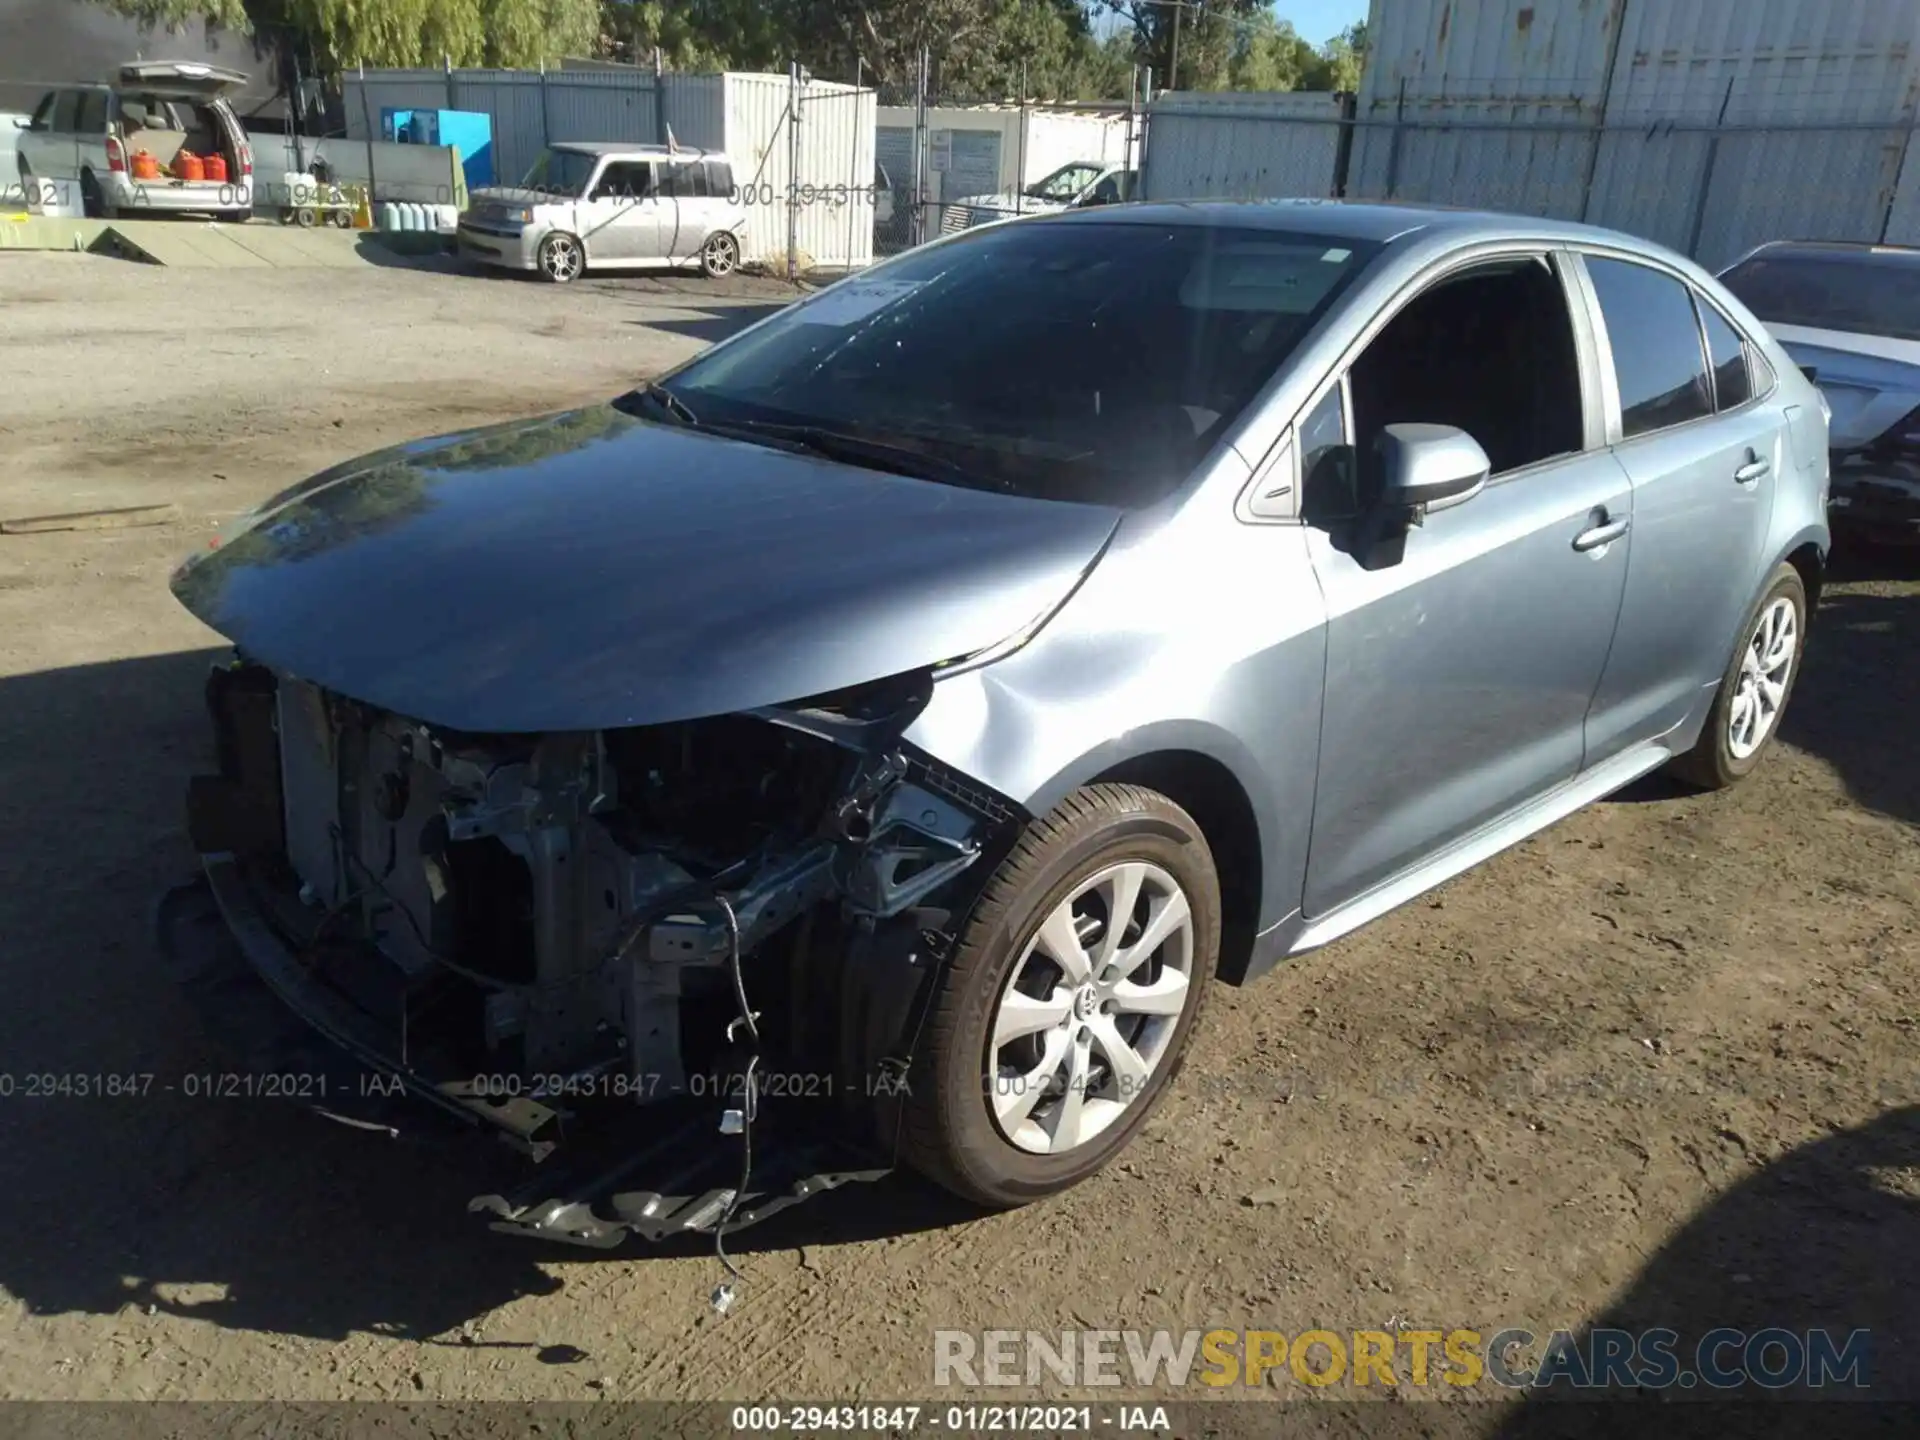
left=73, top=89, right=110, bottom=189
left=1576, top=253, right=1786, bottom=763
left=656, top=157, right=707, bottom=260
left=18, top=90, right=78, bottom=181
left=579, top=159, right=660, bottom=262
left=1300, top=250, right=1634, bottom=917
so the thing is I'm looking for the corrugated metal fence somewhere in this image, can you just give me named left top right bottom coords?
left=1131, top=0, right=1920, bottom=268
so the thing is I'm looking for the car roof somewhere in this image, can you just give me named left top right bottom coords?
left=1045, top=198, right=1681, bottom=252
left=549, top=140, right=723, bottom=160
left=1735, top=239, right=1920, bottom=269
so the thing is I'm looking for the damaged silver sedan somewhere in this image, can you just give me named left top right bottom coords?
left=160, top=202, right=1827, bottom=1248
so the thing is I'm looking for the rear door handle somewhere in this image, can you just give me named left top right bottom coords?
left=1735, top=458, right=1771, bottom=485
left=1572, top=515, right=1630, bottom=552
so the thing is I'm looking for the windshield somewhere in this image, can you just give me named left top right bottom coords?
left=654, top=220, right=1380, bottom=508
left=1721, top=249, right=1920, bottom=344
left=1026, top=163, right=1105, bottom=201
left=519, top=147, right=598, bottom=197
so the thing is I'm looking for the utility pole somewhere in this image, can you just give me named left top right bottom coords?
left=1169, top=3, right=1180, bottom=92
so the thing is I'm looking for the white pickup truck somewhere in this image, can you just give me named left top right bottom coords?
left=941, top=160, right=1136, bottom=233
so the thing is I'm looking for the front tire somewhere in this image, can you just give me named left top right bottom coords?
left=1669, top=562, right=1807, bottom=790
left=903, top=784, right=1218, bottom=1208
left=537, top=232, right=583, bottom=283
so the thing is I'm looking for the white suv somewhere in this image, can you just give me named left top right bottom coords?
left=458, top=141, right=749, bottom=283
left=15, top=61, right=254, bottom=220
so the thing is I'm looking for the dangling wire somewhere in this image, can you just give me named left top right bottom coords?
left=712, top=894, right=759, bottom=1306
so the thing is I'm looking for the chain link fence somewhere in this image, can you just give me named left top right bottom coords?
left=869, top=50, right=1146, bottom=260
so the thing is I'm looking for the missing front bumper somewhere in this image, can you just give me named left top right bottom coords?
left=156, top=870, right=896, bottom=1245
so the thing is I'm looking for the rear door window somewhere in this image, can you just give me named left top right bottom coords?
left=705, top=158, right=734, bottom=197
left=75, top=91, right=108, bottom=133
left=1696, top=298, right=1753, bottom=411
left=1585, top=256, right=1714, bottom=439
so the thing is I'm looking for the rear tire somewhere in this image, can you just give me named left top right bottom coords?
left=700, top=230, right=740, bottom=279
left=902, top=784, right=1218, bottom=1208
left=79, top=170, right=115, bottom=220
left=1669, top=562, right=1807, bottom=790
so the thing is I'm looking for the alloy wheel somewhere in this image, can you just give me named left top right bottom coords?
left=540, top=235, right=582, bottom=283
left=1728, top=595, right=1797, bottom=760
left=702, top=232, right=739, bottom=278
left=987, top=861, right=1195, bottom=1156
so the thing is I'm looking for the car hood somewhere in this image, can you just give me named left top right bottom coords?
left=954, top=191, right=1069, bottom=214
left=468, top=186, right=566, bottom=209
left=170, top=404, right=1121, bottom=733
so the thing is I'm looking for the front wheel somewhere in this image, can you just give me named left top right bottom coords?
left=700, top=230, right=740, bottom=278
left=902, top=784, right=1218, bottom=1208
left=1669, top=562, right=1807, bottom=790
left=537, top=232, right=583, bottom=283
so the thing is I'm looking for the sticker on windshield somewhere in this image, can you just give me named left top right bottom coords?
left=1321, top=248, right=1352, bottom=263
left=796, top=279, right=922, bottom=326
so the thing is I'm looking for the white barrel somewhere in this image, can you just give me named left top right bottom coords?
left=378, top=202, right=399, bottom=231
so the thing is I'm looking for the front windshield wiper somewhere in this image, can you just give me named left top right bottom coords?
left=618, top=382, right=700, bottom=426
left=710, top=419, right=995, bottom=490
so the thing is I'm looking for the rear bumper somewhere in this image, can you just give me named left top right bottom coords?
left=111, top=176, right=252, bottom=214
left=1830, top=453, right=1920, bottom=540
left=157, top=863, right=894, bottom=1246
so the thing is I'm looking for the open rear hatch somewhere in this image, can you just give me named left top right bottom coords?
left=118, top=60, right=249, bottom=100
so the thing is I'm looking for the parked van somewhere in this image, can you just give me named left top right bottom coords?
left=458, top=141, right=748, bottom=283
left=15, top=61, right=255, bottom=220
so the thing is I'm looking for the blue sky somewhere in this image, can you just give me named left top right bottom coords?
left=1093, top=2, right=1371, bottom=51
left=1284, top=0, right=1371, bottom=48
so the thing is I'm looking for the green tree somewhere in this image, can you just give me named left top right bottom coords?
left=93, top=0, right=600, bottom=74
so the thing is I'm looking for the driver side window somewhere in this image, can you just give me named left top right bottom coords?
left=1299, top=255, right=1587, bottom=522
left=28, top=92, right=57, bottom=131
left=592, top=161, right=653, bottom=201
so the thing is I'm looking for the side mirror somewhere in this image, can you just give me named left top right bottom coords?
left=1376, top=423, right=1490, bottom=518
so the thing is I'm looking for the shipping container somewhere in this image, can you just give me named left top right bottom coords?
left=1139, top=90, right=1347, bottom=201
left=344, top=66, right=875, bottom=268
left=1346, top=0, right=1920, bottom=265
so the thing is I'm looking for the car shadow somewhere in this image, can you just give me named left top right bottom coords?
left=624, top=303, right=789, bottom=344
left=1487, top=1105, right=1920, bottom=1431
left=1606, top=552, right=1918, bottom=826
left=0, top=647, right=982, bottom=1348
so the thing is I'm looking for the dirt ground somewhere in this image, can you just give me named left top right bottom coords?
left=0, top=250, right=1915, bottom=1422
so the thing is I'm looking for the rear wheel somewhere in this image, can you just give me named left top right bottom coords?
left=700, top=230, right=740, bottom=279
left=1669, top=562, right=1807, bottom=790
left=902, top=784, right=1218, bottom=1207
left=537, top=232, right=583, bottom=284
left=79, top=170, right=115, bottom=220
left=293, top=206, right=317, bottom=228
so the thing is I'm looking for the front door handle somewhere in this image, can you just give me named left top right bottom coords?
left=1572, top=515, right=1630, bottom=552
left=1735, top=458, right=1771, bottom=485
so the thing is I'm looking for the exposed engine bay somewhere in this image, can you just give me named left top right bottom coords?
left=165, top=657, right=1018, bottom=1248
